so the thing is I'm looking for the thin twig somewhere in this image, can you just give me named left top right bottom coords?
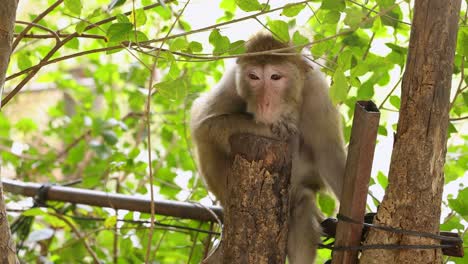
left=2, top=1, right=171, bottom=107
left=186, top=223, right=202, bottom=264
left=362, top=32, right=375, bottom=61
left=81, top=0, right=175, bottom=34
left=0, top=145, right=41, bottom=160
left=144, top=1, right=191, bottom=262
left=14, top=33, right=106, bottom=40
left=450, top=57, right=465, bottom=109
left=450, top=116, right=468, bottom=121
left=1, top=34, right=74, bottom=107
left=5, top=0, right=314, bottom=83
left=12, top=0, right=64, bottom=51
left=50, top=213, right=100, bottom=264
left=347, top=0, right=411, bottom=26
left=55, top=130, right=91, bottom=160
left=3, top=0, right=398, bottom=108
left=6, top=30, right=350, bottom=85
left=378, top=76, right=403, bottom=109
left=15, top=21, right=60, bottom=44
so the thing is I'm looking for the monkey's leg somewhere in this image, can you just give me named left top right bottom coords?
left=287, top=186, right=321, bottom=264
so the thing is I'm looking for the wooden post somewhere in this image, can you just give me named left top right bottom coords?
left=332, top=101, right=380, bottom=264
left=205, top=134, right=293, bottom=264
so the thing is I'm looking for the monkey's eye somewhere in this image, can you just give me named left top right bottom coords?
left=248, top=73, right=260, bottom=80
left=271, top=74, right=282, bottom=80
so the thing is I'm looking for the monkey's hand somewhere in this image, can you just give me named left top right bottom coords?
left=271, top=119, right=299, bottom=140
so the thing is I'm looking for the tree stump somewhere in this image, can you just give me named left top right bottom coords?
left=205, top=134, right=293, bottom=264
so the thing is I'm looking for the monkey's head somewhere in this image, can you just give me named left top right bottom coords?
left=236, top=33, right=309, bottom=125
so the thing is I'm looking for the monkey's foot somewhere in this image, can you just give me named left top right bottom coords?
left=271, top=121, right=299, bottom=140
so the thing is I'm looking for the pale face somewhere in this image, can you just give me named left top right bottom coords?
left=236, top=62, right=303, bottom=124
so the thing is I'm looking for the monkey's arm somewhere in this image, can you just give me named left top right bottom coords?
left=301, top=70, right=347, bottom=200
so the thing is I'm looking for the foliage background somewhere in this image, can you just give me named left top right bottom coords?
left=1, top=0, right=467, bottom=263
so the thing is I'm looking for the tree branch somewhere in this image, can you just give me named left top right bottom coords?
left=12, top=0, right=63, bottom=51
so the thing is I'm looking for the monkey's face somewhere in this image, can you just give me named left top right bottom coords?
left=236, top=62, right=303, bottom=124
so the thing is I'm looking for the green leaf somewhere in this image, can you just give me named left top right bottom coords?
left=344, top=8, right=366, bottom=28
left=64, top=0, right=82, bottom=16
left=281, top=3, right=306, bottom=17
left=462, top=92, right=468, bottom=105
left=321, top=0, right=345, bottom=12
left=155, top=6, right=172, bottom=20
left=75, top=21, right=87, bottom=34
left=440, top=215, right=464, bottom=231
left=357, top=81, right=375, bottom=99
left=376, top=0, right=395, bottom=8
left=64, top=37, right=79, bottom=50
left=378, top=124, right=388, bottom=136
left=220, top=0, right=237, bottom=12
left=178, top=20, right=191, bottom=31
left=15, top=118, right=38, bottom=133
left=17, top=53, right=32, bottom=71
left=389, top=95, right=400, bottom=109
left=106, top=23, right=133, bottom=42
left=102, top=130, right=118, bottom=145
left=154, top=77, right=187, bottom=102
left=116, top=14, right=130, bottom=23
left=267, top=20, right=290, bottom=42
left=292, top=31, right=309, bottom=48
left=376, top=171, right=388, bottom=189
left=104, top=216, right=117, bottom=228
left=322, top=10, right=341, bottom=24
left=188, top=41, right=203, bottom=52
left=0, top=114, right=11, bottom=138
left=235, top=0, right=262, bottom=12
left=385, top=43, right=407, bottom=55
left=128, top=148, right=140, bottom=159
left=170, top=38, right=189, bottom=51
left=128, top=31, right=148, bottom=42
left=228, top=40, right=246, bottom=55
left=448, top=188, right=468, bottom=220
left=457, top=28, right=468, bottom=56
left=108, top=0, right=126, bottom=9
left=330, top=68, right=348, bottom=104
left=130, top=8, right=147, bottom=27
left=23, top=207, right=46, bottom=216
left=381, top=7, right=402, bottom=28
left=67, top=141, right=85, bottom=164
left=448, top=122, right=457, bottom=134
left=317, top=192, right=336, bottom=216
left=209, top=29, right=230, bottom=55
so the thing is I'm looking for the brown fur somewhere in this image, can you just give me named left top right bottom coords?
left=190, top=32, right=346, bottom=264
left=237, top=32, right=309, bottom=72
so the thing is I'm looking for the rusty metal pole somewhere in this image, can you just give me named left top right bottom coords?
left=332, top=101, right=380, bottom=264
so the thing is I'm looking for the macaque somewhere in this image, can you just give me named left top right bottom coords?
left=190, top=32, right=346, bottom=264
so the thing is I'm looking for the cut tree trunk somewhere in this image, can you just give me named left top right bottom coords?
left=0, top=0, right=19, bottom=263
left=360, top=0, right=461, bottom=263
left=204, top=134, right=293, bottom=264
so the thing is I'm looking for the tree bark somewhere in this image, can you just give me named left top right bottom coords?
left=360, top=1, right=461, bottom=263
left=204, top=134, right=293, bottom=264
left=0, top=0, right=19, bottom=263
